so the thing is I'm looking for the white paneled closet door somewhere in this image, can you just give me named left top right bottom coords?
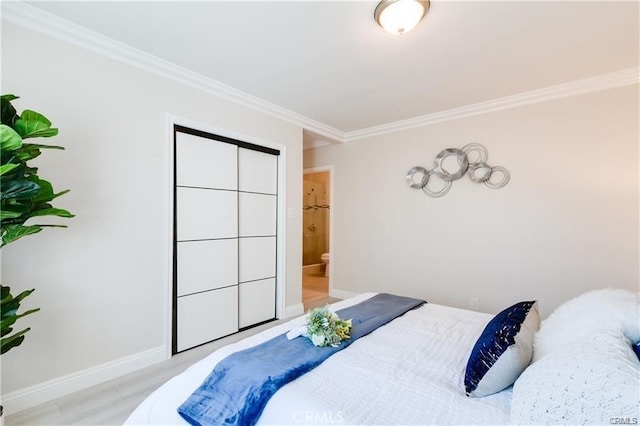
left=238, top=148, right=278, bottom=328
left=173, top=127, right=278, bottom=353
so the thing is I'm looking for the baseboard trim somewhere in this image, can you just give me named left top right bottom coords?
left=1, top=346, right=167, bottom=415
left=284, top=303, right=304, bottom=318
left=329, top=289, right=359, bottom=300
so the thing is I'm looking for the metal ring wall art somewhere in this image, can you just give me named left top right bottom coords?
left=406, top=143, right=509, bottom=198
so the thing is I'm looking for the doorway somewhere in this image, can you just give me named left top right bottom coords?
left=302, top=167, right=334, bottom=310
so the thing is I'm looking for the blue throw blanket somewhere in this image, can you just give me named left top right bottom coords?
left=177, top=293, right=425, bottom=426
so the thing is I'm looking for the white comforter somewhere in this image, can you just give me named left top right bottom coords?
left=125, top=293, right=512, bottom=425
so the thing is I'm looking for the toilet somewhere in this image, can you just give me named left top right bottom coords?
left=320, top=253, right=330, bottom=277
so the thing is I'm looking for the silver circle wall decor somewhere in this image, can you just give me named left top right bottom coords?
left=421, top=169, right=452, bottom=197
left=433, top=148, right=469, bottom=181
left=468, top=162, right=492, bottom=183
left=406, top=166, right=430, bottom=188
left=483, top=166, right=510, bottom=189
left=462, top=143, right=488, bottom=164
left=406, top=143, right=510, bottom=197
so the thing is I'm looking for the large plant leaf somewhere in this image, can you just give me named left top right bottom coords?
left=1, top=325, right=12, bottom=338
left=24, top=143, right=64, bottom=150
left=0, top=308, right=40, bottom=331
left=30, top=207, right=75, bottom=219
left=0, top=162, right=28, bottom=181
left=0, top=328, right=29, bottom=355
left=51, top=189, right=71, bottom=201
left=1, top=292, right=21, bottom=317
left=1, top=94, right=19, bottom=102
left=20, top=110, right=51, bottom=127
left=0, top=124, right=23, bottom=151
left=0, top=203, right=29, bottom=220
left=28, top=176, right=53, bottom=203
left=25, top=177, right=72, bottom=206
left=0, top=163, right=19, bottom=176
left=0, top=316, right=17, bottom=331
left=14, top=110, right=58, bottom=139
left=10, top=288, right=37, bottom=305
left=1, top=95, right=19, bottom=127
left=13, top=144, right=42, bottom=162
left=1, top=224, right=43, bottom=246
left=30, top=177, right=71, bottom=204
left=0, top=286, right=10, bottom=300
left=1, top=179, right=41, bottom=200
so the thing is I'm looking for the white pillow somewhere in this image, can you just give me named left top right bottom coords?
left=512, top=329, right=640, bottom=424
left=511, top=288, right=640, bottom=424
left=533, top=288, right=640, bottom=361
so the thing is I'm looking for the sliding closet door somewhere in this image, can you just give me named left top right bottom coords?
left=173, top=126, right=279, bottom=354
left=238, top=148, right=277, bottom=328
left=175, top=131, right=239, bottom=352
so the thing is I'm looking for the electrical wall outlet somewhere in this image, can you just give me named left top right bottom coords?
left=470, top=298, right=479, bottom=310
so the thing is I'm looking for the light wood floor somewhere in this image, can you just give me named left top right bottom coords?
left=302, top=267, right=339, bottom=311
left=6, top=282, right=339, bottom=426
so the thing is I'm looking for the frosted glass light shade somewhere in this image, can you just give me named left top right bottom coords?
left=375, top=0, right=430, bottom=35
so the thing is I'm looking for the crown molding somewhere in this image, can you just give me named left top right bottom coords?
left=1, top=1, right=344, bottom=142
left=3, top=1, right=638, bottom=146
left=343, top=67, right=640, bottom=142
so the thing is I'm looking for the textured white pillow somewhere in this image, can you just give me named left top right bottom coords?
left=512, top=330, right=640, bottom=424
left=511, top=289, right=640, bottom=424
left=533, top=288, right=640, bottom=361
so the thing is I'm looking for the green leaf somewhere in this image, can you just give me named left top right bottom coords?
left=12, top=144, right=42, bottom=163
left=1, top=95, right=19, bottom=127
left=27, top=176, right=53, bottom=203
left=1, top=224, right=43, bottom=246
left=24, top=143, right=64, bottom=150
left=1, top=292, right=21, bottom=315
left=14, top=111, right=57, bottom=139
left=30, top=177, right=72, bottom=205
left=30, top=207, right=75, bottom=219
left=1, top=307, right=40, bottom=328
left=0, top=124, right=23, bottom=151
left=51, top=189, right=71, bottom=201
left=0, top=163, right=30, bottom=181
left=1, top=179, right=41, bottom=200
left=16, top=307, right=40, bottom=318
left=0, top=316, right=17, bottom=331
left=1, top=286, right=10, bottom=300
left=1, top=325, right=12, bottom=338
left=20, top=110, right=51, bottom=127
left=0, top=328, right=29, bottom=355
left=11, top=288, right=36, bottom=305
left=0, top=163, right=19, bottom=176
left=0, top=204, right=29, bottom=220
left=14, top=118, right=58, bottom=139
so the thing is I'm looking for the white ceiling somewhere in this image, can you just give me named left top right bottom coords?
left=24, top=1, right=640, bottom=146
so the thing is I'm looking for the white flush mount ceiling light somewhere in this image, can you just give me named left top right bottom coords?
left=374, top=0, right=430, bottom=35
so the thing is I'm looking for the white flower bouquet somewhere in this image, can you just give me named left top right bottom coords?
left=305, top=306, right=352, bottom=347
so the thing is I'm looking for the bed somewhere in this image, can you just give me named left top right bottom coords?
left=125, top=290, right=640, bottom=425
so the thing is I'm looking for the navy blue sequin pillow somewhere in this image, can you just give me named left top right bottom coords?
left=633, top=341, right=640, bottom=360
left=464, top=300, right=540, bottom=397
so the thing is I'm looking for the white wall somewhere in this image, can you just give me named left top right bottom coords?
left=305, top=85, right=639, bottom=318
left=1, top=22, right=303, bottom=397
